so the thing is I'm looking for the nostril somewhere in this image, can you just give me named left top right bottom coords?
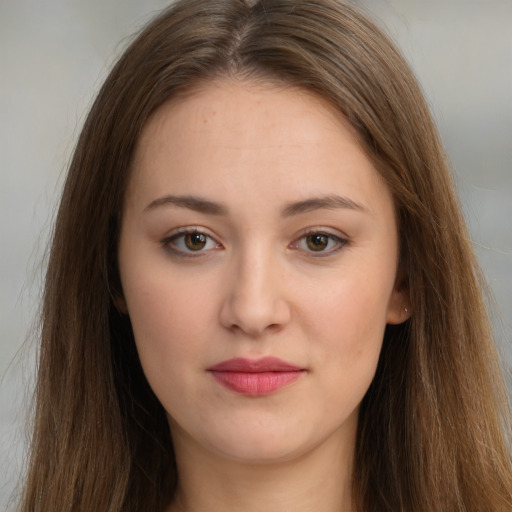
left=267, top=323, right=284, bottom=333
left=228, top=322, right=281, bottom=338
left=219, top=296, right=291, bottom=337
left=218, top=264, right=292, bottom=336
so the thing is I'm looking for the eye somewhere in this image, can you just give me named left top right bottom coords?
left=163, top=229, right=221, bottom=255
left=292, top=231, right=347, bottom=255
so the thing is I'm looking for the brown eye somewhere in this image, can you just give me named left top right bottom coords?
left=306, top=234, right=329, bottom=251
left=185, top=232, right=207, bottom=251
left=164, top=230, right=219, bottom=255
left=292, top=231, right=347, bottom=256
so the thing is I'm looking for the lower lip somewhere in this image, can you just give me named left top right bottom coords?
left=209, top=371, right=304, bottom=396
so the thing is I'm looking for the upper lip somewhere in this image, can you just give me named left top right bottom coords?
left=207, top=357, right=303, bottom=373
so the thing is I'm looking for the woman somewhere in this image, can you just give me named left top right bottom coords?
left=20, top=0, right=512, bottom=511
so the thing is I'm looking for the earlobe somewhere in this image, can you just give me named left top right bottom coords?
left=386, top=302, right=412, bottom=325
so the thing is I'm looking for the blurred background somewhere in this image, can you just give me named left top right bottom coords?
left=1, top=0, right=511, bottom=509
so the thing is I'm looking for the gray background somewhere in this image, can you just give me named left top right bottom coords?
left=1, top=0, right=511, bottom=509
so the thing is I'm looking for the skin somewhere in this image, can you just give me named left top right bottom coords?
left=118, top=78, right=410, bottom=512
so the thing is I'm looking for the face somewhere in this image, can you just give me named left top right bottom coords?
left=118, top=79, right=409, bottom=465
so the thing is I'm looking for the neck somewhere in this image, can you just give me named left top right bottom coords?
left=167, top=424, right=356, bottom=512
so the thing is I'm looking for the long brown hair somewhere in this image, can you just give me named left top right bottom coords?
left=20, top=1, right=512, bottom=510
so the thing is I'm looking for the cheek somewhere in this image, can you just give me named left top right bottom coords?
left=121, top=265, right=219, bottom=391
left=300, top=265, right=393, bottom=398
left=306, top=271, right=391, bottom=347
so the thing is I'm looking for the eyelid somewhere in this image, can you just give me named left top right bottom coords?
left=289, top=227, right=349, bottom=256
left=160, top=226, right=348, bottom=258
left=161, top=226, right=223, bottom=257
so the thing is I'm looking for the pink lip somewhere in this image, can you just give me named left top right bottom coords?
left=207, top=357, right=306, bottom=397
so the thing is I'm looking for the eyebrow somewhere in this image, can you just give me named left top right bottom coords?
left=144, top=193, right=367, bottom=216
left=282, top=194, right=368, bottom=216
left=144, top=195, right=228, bottom=215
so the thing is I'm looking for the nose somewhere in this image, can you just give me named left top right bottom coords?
left=219, top=249, right=291, bottom=337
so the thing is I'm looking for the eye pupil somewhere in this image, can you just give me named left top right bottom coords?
left=307, top=234, right=328, bottom=251
left=185, top=233, right=207, bottom=250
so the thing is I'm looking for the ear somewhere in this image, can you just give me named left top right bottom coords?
left=386, top=272, right=412, bottom=325
left=110, top=266, right=129, bottom=314
left=114, top=293, right=129, bottom=314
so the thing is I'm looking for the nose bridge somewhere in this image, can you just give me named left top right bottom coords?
left=239, top=243, right=275, bottom=303
left=219, top=239, right=290, bottom=336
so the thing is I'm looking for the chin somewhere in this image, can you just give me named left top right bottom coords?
left=197, top=416, right=340, bottom=466
left=211, top=435, right=311, bottom=465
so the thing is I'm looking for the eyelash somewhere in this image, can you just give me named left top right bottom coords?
left=290, top=230, right=348, bottom=256
left=161, top=227, right=222, bottom=257
left=161, top=228, right=348, bottom=258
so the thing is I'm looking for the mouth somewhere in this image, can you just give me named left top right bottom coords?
left=207, top=357, right=306, bottom=397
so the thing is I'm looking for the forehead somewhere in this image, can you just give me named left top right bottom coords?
left=135, top=77, right=361, bottom=155
left=127, top=78, right=392, bottom=218
left=135, top=78, right=352, bottom=155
